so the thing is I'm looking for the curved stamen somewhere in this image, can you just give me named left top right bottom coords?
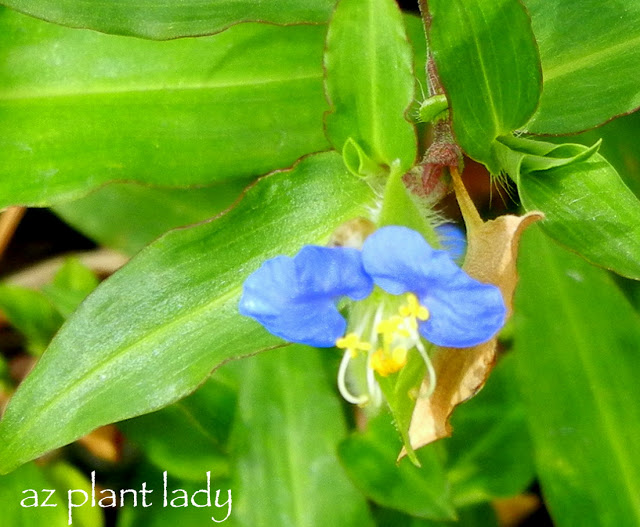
left=370, top=304, right=385, bottom=343
left=365, top=359, right=383, bottom=406
left=413, top=330, right=437, bottom=399
left=414, top=333, right=436, bottom=398
left=337, top=350, right=369, bottom=405
left=365, top=304, right=386, bottom=404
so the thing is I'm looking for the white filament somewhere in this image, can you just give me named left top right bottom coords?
left=337, top=350, right=368, bottom=405
left=413, top=330, right=437, bottom=399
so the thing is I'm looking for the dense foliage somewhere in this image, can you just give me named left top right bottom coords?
left=0, top=0, right=639, bottom=525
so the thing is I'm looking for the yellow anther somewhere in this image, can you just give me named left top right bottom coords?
left=370, top=346, right=408, bottom=377
left=391, top=346, right=408, bottom=366
left=399, top=293, right=429, bottom=323
left=370, top=349, right=390, bottom=376
left=336, top=333, right=371, bottom=357
left=377, top=316, right=409, bottom=340
left=377, top=316, right=401, bottom=335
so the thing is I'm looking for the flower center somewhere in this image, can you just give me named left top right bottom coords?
left=335, top=292, right=435, bottom=406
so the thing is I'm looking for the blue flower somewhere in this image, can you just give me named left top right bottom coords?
left=239, top=225, right=506, bottom=404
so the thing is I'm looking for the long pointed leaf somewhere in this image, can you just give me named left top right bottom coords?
left=233, top=346, right=374, bottom=527
left=1, top=0, right=336, bottom=40
left=324, top=0, right=417, bottom=172
left=0, top=152, right=375, bottom=474
left=514, top=226, right=640, bottom=525
left=424, top=0, right=541, bottom=172
left=523, top=0, right=640, bottom=134
left=0, top=10, right=329, bottom=207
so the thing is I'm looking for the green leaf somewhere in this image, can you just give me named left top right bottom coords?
left=1, top=0, right=335, bottom=39
left=324, top=0, right=417, bottom=172
left=515, top=226, right=640, bottom=525
left=0, top=10, right=329, bottom=207
left=426, top=0, right=541, bottom=172
left=54, top=180, right=250, bottom=255
left=232, top=345, right=374, bottom=527
left=120, top=375, right=236, bottom=481
left=42, top=258, right=99, bottom=318
left=338, top=412, right=455, bottom=521
left=404, top=14, right=429, bottom=100
left=0, top=284, right=63, bottom=356
left=445, top=354, right=535, bottom=507
left=523, top=0, right=640, bottom=134
left=0, top=462, right=68, bottom=525
left=0, top=152, right=375, bottom=474
left=497, top=136, right=640, bottom=280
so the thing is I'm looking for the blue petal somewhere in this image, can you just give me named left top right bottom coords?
left=361, top=225, right=460, bottom=295
left=435, top=223, right=466, bottom=262
left=294, top=246, right=373, bottom=301
left=239, top=246, right=373, bottom=347
left=362, top=225, right=505, bottom=347
left=416, top=271, right=506, bottom=347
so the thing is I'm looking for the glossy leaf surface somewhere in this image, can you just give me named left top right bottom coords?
left=0, top=0, right=336, bottom=39
left=524, top=157, right=640, bottom=279
left=0, top=10, right=329, bottom=207
left=0, top=153, right=375, bottom=474
left=515, top=226, right=640, bottom=526
left=524, top=0, right=640, bottom=134
left=426, top=0, right=541, bottom=172
left=324, top=0, right=417, bottom=172
left=233, top=346, right=373, bottom=526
